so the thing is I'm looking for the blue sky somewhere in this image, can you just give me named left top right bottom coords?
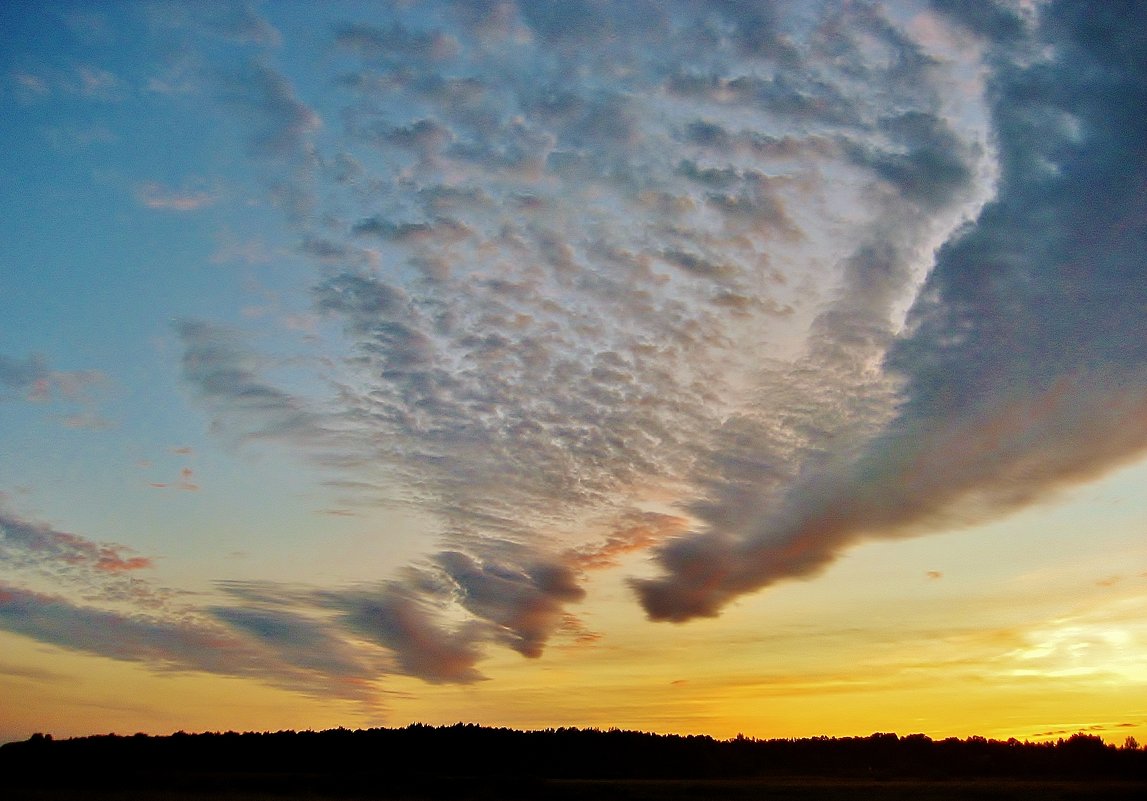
left=2, top=0, right=1146, bottom=744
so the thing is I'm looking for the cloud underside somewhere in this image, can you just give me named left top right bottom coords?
left=7, top=1, right=1146, bottom=695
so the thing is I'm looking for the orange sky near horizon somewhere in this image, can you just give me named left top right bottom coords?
left=5, top=456, right=1144, bottom=746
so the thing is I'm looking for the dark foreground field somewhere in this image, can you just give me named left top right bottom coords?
left=4, top=725, right=1144, bottom=799
left=4, top=777, right=1147, bottom=801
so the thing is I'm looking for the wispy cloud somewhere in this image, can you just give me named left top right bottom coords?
left=0, top=504, right=390, bottom=704
left=0, top=352, right=104, bottom=404
left=216, top=60, right=319, bottom=160
left=136, top=181, right=219, bottom=211
left=0, top=584, right=380, bottom=704
left=0, top=504, right=168, bottom=612
left=12, top=72, right=50, bottom=96
left=0, top=506, right=151, bottom=575
left=175, top=320, right=322, bottom=444
left=1, top=352, right=110, bottom=430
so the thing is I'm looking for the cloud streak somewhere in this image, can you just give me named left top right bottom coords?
left=136, top=181, right=219, bottom=211
left=0, top=506, right=392, bottom=704
left=0, top=504, right=166, bottom=612
left=0, top=352, right=104, bottom=405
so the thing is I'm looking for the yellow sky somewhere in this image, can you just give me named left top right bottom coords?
left=6, top=457, right=1144, bottom=746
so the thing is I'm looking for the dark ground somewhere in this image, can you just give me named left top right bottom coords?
left=3, top=777, right=1146, bottom=801
left=4, top=726, right=1143, bottom=799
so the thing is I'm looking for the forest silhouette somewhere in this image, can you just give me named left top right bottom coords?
left=3, top=724, right=1145, bottom=798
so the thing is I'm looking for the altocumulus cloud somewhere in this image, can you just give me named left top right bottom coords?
left=10, top=0, right=1132, bottom=695
left=171, top=0, right=992, bottom=677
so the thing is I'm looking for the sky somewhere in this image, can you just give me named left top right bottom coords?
left=1, top=0, right=1146, bottom=746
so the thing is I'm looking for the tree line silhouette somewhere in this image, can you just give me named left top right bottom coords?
left=3, top=724, right=1144, bottom=795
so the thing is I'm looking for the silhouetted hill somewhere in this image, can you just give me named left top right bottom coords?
left=2, top=724, right=1144, bottom=797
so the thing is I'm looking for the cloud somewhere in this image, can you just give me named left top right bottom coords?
left=10, top=64, right=124, bottom=103
left=175, top=320, right=321, bottom=444
left=327, top=581, right=486, bottom=684
left=23, top=0, right=1129, bottom=695
left=136, top=181, right=219, bottom=211
left=212, top=58, right=319, bottom=220
left=569, top=513, right=690, bottom=571
left=0, top=659, right=67, bottom=683
left=211, top=579, right=486, bottom=685
left=0, top=585, right=227, bottom=670
left=199, top=3, right=282, bottom=47
left=149, top=466, right=199, bottom=492
left=74, top=65, right=122, bottom=101
left=0, top=506, right=390, bottom=703
left=166, top=0, right=1001, bottom=671
left=0, top=506, right=151, bottom=575
left=840, top=111, right=977, bottom=208
left=12, top=72, right=49, bottom=96
left=203, top=519, right=687, bottom=686
left=0, top=504, right=169, bottom=611
left=0, top=353, right=48, bottom=396
left=0, top=352, right=104, bottom=405
left=215, top=60, right=319, bottom=160
left=634, top=0, right=1147, bottom=621
left=209, top=605, right=377, bottom=683
left=434, top=550, right=585, bottom=658
left=334, top=22, right=459, bottom=63
left=0, top=585, right=378, bottom=703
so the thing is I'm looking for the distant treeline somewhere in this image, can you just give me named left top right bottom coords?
left=2, top=724, right=1145, bottom=794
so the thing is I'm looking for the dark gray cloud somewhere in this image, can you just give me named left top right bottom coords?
left=635, top=0, right=1147, bottom=621
left=840, top=112, right=977, bottom=208
left=0, top=585, right=239, bottom=672
left=329, top=581, right=486, bottom=684
left=435, top=550, right=584, bottom=658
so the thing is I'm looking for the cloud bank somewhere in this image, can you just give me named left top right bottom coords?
left=635, top=0, right=1147, bottom=619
